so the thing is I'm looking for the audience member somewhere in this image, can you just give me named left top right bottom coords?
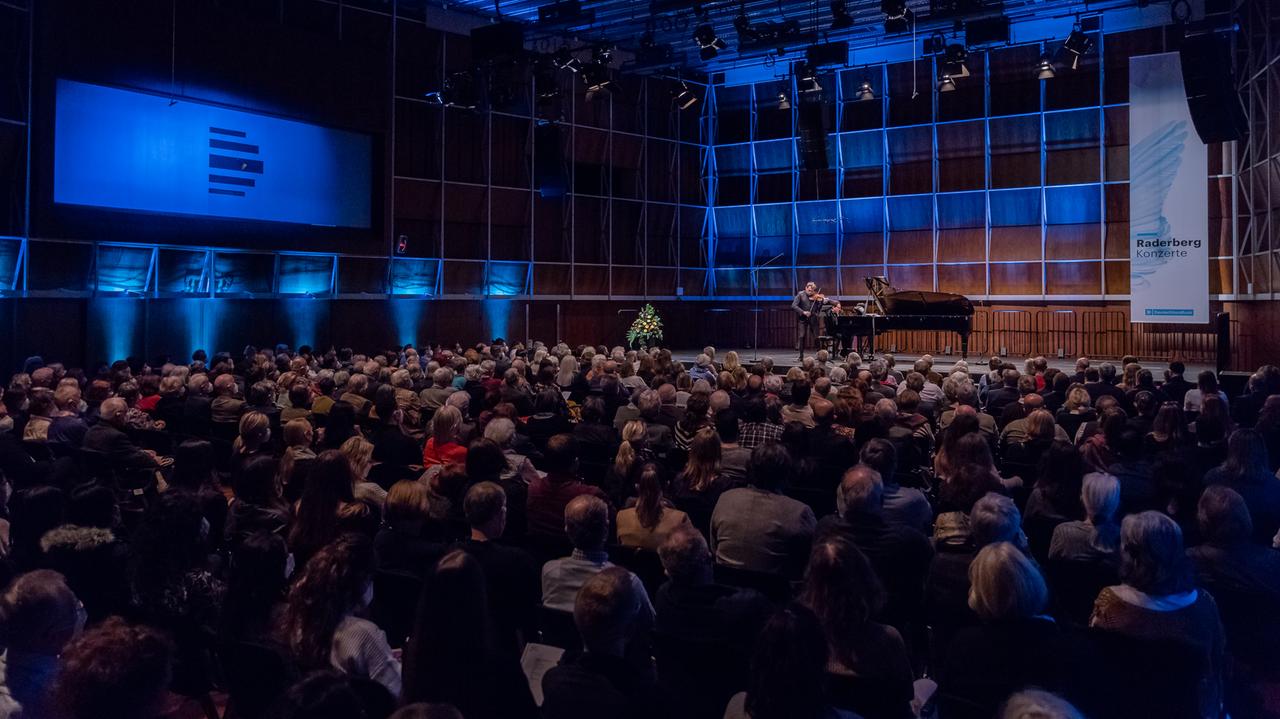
left=711, top=443, right=816, bottom=578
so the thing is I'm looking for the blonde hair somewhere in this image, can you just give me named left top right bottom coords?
left=1025, top=409, right=1055, bottom=441
left=967, top=542, right=1048, bottom=620
left=233, top=411, right=270, bottom=454
left=340, top=435, right=375, bottom=479
left=723, top=350, right=741, bottom=373
left=384, top=479, right=431, bottom=522
left=1064, top=386, right=1090, bottom=411
left=615, top=420, right=647, bottom=476
left=431, top=405, right=463, bottom=444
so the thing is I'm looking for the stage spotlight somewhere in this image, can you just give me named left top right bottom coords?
left=1036, top=53, right=1056, bottom=80
left=881, top=0, right=913, bottom=33
left=1060, top=26, right=1094, bottom=70
left=424, top=71, right=479, bottom=109
left=796, top=61, right=822, bottom=93
left=937, top=73, right=956, bottom=92
left=732, top=13, right=760, bottom=42
left=855, top=80, right=875, bottom=101
left=580, top=61, right=612, bottom=100
left=777, top=91, right=792, bottom=110
left=941, top=43, right=970, bottom=78
left=831, top=0, right=854, bottom=30
left=552, top=46, right=581, bottom=72
left=693, top=23, right=727, bottom=60
left=673, top=81, right=698, bottom=110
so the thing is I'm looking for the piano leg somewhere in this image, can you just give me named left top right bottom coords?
left=960, top=332, right=969, bottom=359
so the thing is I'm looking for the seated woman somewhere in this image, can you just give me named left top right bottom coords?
left=280, top=533, right=400, bottom=697
left=1054, top=387, right=1095, bottom=445
left=226, top=454, right=290, bottom=546
left=798, top=537, right=914, bottom=719
left=1089, top=511, right=1225, bottom=718
left=722, top=604, right=859, bottom=719
left=942, top=542, right=1082, bottom=719
left=277, top=418, right=317, bottom=502
left=400, top=550, right=537, bottom=719
left=340, top=435, right=388, bottom=509
left=1143, top=402, right=1185, bottom=458
left=287, top=450, right=373, bottom=567
left=1020, top=441, right=1085, bottom=562
left=219, top=531, right=290, bottom=647
left=1048, top=472, right=1121, bottom=567
left=670, top=427, right=733, bottom=535
left=422, top=405, right=467, bottom=467
left=373, top=480, right=448, bottom=576
left=616, top=463, right=692, bottom=551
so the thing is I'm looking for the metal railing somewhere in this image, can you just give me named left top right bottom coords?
left=680, top=305, right=1237, bottom=366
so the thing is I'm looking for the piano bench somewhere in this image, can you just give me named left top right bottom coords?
left=816, top=336, right=834, bottom=352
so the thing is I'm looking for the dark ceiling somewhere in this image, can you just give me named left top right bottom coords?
left=441, top=0, right=1146, bottom=75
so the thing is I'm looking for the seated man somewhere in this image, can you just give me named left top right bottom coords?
left=710, top=442, right=816, bottom=579
left=460, top=482, right=540, bottom=653
left=82, top=398, right=160, bottom=469
left=526, top=434, right=609, bottom=537
left=654, top=526, right=771, bottom=644
left=541, top=568, right=668, bottom=719
left=541, top=495, right=653, bottom=616
left=817, top=463, right=934, bottom=630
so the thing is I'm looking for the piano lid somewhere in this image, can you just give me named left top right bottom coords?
left=864, top=276, right=974, bottom=316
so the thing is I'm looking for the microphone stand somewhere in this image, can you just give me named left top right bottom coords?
left=750, top=253, right=787, bottom=363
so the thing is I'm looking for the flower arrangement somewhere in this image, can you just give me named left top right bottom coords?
left=626, top=304, right=664, bottom=348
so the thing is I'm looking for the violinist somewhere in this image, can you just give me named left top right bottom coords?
left=791, top=281, right=837, bottom=360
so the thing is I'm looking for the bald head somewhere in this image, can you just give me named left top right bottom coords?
left=837, top=464, right=884, bottom=518
left=564, top=495, right=609, bottom=551
left=99, top=397, right=128, bottom=425
left=1021, top=393, right=1044, bottom=410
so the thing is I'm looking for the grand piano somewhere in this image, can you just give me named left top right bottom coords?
left=828, top=277, right=975, bottom=358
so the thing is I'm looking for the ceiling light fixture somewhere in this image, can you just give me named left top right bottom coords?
left=796, top=61, right=823, bottom=93
left=1060, top=26, right=1094, bottom=71
left=856, top=80, right=875, bottom=101
left=941, top=43, right=970, bottom=78
left=673, top=81, right=699, bottom=110
left=881, top=0, right=913, bottom=33
left=937, top=73, right=956, bottom=92
left=693, top=23, right=728, bottom=60
left=1036, top=53, right=1056, bottom=80
left=778, top=91, right=792, bottom=110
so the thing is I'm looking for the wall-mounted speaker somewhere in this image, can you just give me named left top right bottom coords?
left=796, top=100, right=828, bottom=170
left=1179, top=33, right=1248, bottom=143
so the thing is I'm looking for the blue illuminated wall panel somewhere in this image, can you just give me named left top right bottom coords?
left=277, top=255, right=336, bottom=295
left=96, top=245, right=153, bottom=293
left=53, top=80, right=373, bottom=228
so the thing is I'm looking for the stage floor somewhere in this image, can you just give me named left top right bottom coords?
left=667, top=348, right=1216, bottom=376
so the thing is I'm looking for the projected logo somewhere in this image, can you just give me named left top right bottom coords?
left=207, top=127, right=263, bottom=198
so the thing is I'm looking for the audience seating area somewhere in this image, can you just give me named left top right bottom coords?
left=0, top=341, right=1278, bottom=719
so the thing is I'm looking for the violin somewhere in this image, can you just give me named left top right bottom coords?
left=810, top=287, right=838, bottom=310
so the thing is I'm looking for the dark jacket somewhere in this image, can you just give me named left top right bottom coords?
left=82, top=422, right=157, bottom=467
left=542, top=652, right=669, bottom=719
left=40, top=524, right=131, bottom=622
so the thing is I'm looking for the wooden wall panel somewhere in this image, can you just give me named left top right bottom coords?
left=1046, top=261, right=1102, bottom=295
left=990, top=262, right=1042, bottom=295
left=938, top=264, right=987, bottom=295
